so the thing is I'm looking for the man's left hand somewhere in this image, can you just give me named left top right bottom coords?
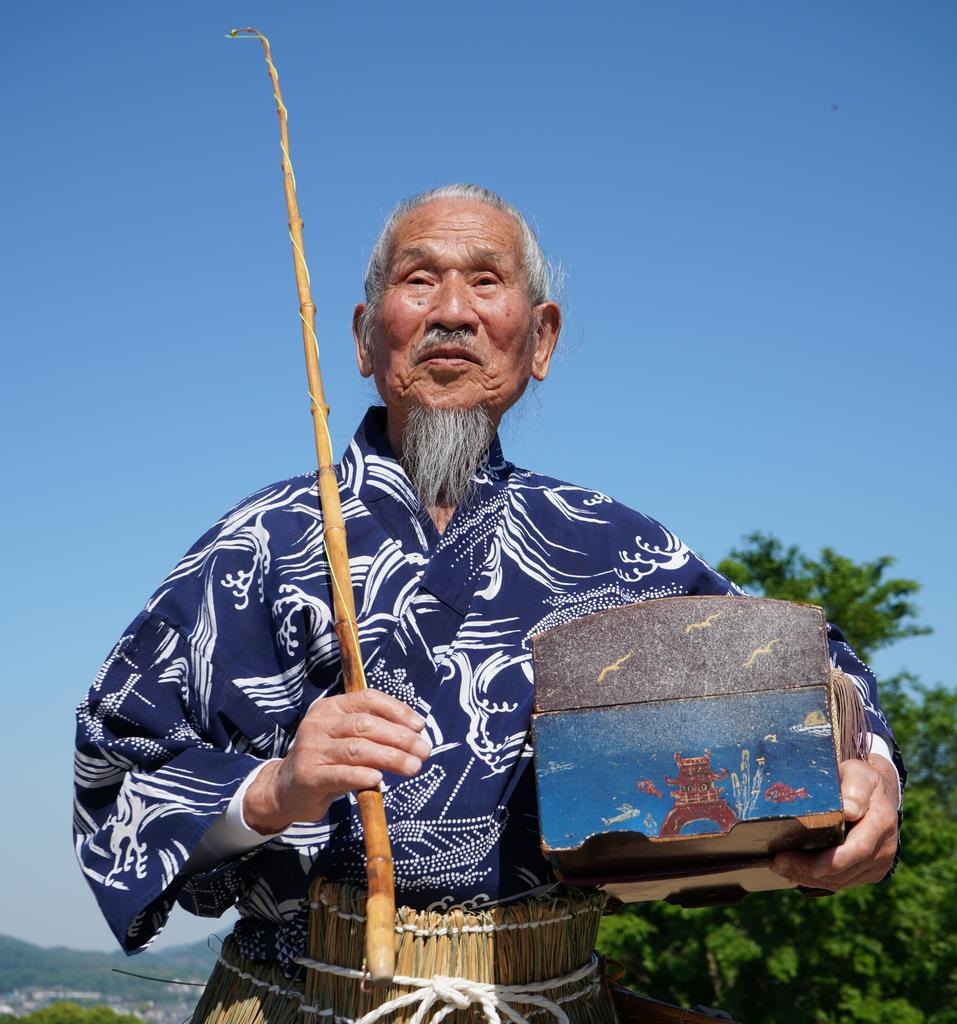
left=771, top=756, right=900, bottom=891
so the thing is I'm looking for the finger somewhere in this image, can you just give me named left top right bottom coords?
left=839, top=759, right=880, bottom=822
left=772, top=848, right=889, bottom=891
left=316, top=763, right=385, bottom=796
left=307, top=689, right=426, bottom=731
left=830, top=815, right=887, bottom=873
left=279, top=764, right=386, bottom=820
left=322, top=736, right=425, bottom=778
left=772, top=811, right=896, bottom=889
left=774, top=820, right=876, bottom=882
left=769, top=853, right=834, bottom=891
left=338, top=689, right=426, bottom=730
left=827, top=854, right=894, bottom=888
left=260, top=760, right=387, bottom=830
left=325, top=712, right=432, bottom=760
left=867, top=753, right=902, bottom=806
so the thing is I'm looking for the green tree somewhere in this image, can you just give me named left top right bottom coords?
left=18, top=1006, right=142, bottom=1024
left=717, top=531, right=931, bottom=662
left=597, top=534, right=957, bottom=1023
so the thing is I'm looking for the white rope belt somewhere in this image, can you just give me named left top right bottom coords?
left=291, top=953, right=602, bottom=1024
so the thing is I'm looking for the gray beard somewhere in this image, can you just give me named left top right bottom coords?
left=400, top=405, right=494, bottom=510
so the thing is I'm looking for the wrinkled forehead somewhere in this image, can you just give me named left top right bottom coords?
left=386, top=199, right=526, bottom=276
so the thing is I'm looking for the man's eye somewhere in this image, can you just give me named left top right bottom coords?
left=475, top=276, right=498, bottom=287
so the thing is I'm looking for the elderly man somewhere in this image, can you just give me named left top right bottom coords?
left=75, top=185, right=902, bottom=1001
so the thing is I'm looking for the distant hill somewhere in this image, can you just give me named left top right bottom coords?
left=0, top=934, right=218, bottom=1001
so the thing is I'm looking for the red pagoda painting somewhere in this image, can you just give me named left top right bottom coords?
left=659, top=750, right=739, bottom=837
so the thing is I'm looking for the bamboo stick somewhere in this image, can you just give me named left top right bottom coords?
left=227, top=26, right=395, bottom=984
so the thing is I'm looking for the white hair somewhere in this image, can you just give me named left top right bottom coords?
left=357, top=184, right=556, bottom=354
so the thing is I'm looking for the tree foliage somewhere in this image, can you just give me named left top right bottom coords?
left=11, top=1006, right=142, bottom=1024
left=597, top=534, right=957, bottom=1022
left=717, top=531, right=931, bottom=662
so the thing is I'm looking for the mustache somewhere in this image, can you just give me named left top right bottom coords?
left=415, top=326, right=479, bottom=359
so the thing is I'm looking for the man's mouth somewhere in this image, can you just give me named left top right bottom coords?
left=416, top=345, right=481, bottom=365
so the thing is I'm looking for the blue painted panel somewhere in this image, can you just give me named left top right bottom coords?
left=533, top=687, right=841, bottom=852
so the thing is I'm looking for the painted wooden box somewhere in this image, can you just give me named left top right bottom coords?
left=530, top=596, right=845, bottom=906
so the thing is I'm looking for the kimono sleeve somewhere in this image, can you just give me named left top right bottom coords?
left=74, top=610, right=274, bottom=953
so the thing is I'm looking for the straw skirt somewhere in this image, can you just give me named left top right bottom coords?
left=192, top=880, right=620, bottom=1024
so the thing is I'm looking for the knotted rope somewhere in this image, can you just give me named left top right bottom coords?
left=292, top=954, right=602, bottom=1024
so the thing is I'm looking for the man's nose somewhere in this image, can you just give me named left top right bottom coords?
left=427, top=274, right=480, bottom=332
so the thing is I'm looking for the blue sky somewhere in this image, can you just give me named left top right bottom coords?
left=1, top=2, right=954, bottom=953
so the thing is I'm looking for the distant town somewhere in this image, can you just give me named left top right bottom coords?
left=0, top=935, right=215, bottom=1024
left=0, top=988, right=198, bottom=1024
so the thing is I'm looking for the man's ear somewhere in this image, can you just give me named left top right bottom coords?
left=353, top=304, right=373, bottom=377
left=530, top=303, right=561, bottom=382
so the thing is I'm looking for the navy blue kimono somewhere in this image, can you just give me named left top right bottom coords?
left=74, top=407, right=900, bottom=966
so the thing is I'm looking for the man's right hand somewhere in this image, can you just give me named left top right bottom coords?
left=243, top=690, right=430, bottom=835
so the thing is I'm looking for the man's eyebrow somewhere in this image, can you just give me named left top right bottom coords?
left=468, top=246, right=506, bottom=267
left=393, top=246, right=428, bottom=265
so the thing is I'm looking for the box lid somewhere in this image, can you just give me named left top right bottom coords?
left=532, top=596, right=829, bottom=713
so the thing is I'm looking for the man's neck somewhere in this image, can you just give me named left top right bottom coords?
left=428, top=504, right=456, bottom=534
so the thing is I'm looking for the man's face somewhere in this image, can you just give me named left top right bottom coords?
left=353, top=198, right=560, bottom=449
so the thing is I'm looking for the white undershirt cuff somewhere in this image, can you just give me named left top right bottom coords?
left=867, top=733, right=903, bottom=806
left=185, top=759, right=283, bottom=873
